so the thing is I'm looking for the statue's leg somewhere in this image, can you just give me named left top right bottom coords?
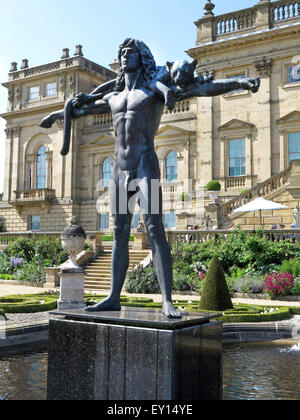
left=86, top=168, right=133, bottom=312
left=85, top=213, right=133, bottom=312
left=142, top=212, right=181, bottom=319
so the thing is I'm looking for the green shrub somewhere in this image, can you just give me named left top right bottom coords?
left=206, top=180, right=221, bottom=191
left=0, top=294, right=57, bottom=313
left=0, top=274, right=15, bottom=280
left=200, top=256, right=233, bottom=311
left=0, top=251, right=14, bottom=275
left=280, top=259, right=300, bottom=278
left=172, top=229, right=300, bottom=275
left=15, top=260, right=46, bottom=285
left=292, top=277, right=300, bottom=296
left=125, top=264, right=160, bottom=294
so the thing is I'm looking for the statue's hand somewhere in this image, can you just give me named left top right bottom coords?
left=240, top=77, right=260, bottom=93
left=39, top=113, right=55, bottom=129
left=72, top=92, right=94, bottom=108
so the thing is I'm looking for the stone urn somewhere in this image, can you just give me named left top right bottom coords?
left=61, top=223, right=87, bottom=273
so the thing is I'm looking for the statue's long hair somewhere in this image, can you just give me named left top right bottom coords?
left=114, top=38, right=157, bottom=91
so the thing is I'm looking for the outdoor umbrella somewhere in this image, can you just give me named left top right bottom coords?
left=232, top=197, right=288, bottom=225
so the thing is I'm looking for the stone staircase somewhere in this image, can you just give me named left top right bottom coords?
left=84, top=249, right=151, bottom=290
left=218, top=160, right=300, bottom=229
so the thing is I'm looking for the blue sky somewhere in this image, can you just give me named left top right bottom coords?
left=0, top=0, right=257, bottom=192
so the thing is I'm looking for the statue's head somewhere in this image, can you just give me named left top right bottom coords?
left=114, top=38, right=157, bottom=91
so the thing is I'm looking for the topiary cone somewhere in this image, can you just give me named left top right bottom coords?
left=200, top=256, right=233, bottom=311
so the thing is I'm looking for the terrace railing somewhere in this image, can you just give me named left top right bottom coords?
left=196, top=0, right=300, bottom=44
left=167, top=229, right=300, bottom=245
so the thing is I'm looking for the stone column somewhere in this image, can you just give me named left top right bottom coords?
left=5, top=127, right=20, bottom=201
left=255, top=58, right=272, bottom=182
left=3, top=128, right=14, bottom=202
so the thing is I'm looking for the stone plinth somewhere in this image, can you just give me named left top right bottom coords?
left=57, top=269, right=85, bottom=310
left=47, top=308, right=223, bottom=400
left=132, top=232, right=149, bottom=250
left=44, top=267, right=60, bottom=288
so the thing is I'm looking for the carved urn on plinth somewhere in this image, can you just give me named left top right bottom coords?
left=61, top=223, right=87, bottom=273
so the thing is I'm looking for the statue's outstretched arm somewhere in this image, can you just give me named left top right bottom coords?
left=72, top=79, right=117, bottom=108
left=39, top=98, right=111, bottom=156
left=175, top=77, right=260, bottom=100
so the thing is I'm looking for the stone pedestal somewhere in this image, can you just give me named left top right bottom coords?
left=132, top=232, right=149, bottom=250
left=44, top=267, right=60, bottom=288
left=57, top=269, right=85, bottom=310
left=47, top=308, right=223, bottom=400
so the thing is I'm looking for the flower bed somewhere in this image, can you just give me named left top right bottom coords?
left=264, top=272, right=294, bottom=298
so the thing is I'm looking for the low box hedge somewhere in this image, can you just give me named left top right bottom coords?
left=0, top=294, right=57, bottom=314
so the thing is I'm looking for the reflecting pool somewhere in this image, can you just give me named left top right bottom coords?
left=223, top=342, right=300, bottom=400
left=0, top=343, right=300, bottom=400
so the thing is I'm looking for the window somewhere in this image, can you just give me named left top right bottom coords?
left=287, top=65, right=300, bottom=84
left=99, top=213, right=109, bottom=230
left=102, top=158, right=112, bottom=188
left=29, top=215, right=40, bottom=231
left=166, top=151, right=178, bottom=182
left=131, top=213, right=140, bottom=229
left=228, top=139, right=246, bottom=177
left=288, top=132, right=300, bottom=162
left=28, top=86, right=40, bottom=101
left=27, top=163, right=32, bottom=190
left=45, top=82, right=57, bottom=97
left=36, top=146, right=47, bottom=189
left=163, top=212, right=176, bottom=229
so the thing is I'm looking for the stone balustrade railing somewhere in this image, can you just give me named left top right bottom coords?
left=214, top=8, right=256, bottom=37
left=164, top=100, right=190, bottom=115
left=13, top=188, right=56, bottom=203
left=222, top=167, right=289, bottom=217
left=91, top=100, right=191, bottom=127
left=93, top=113, right=113, bottom=126
left=167, top=229, right=300, bottom=245
left=196, top=0, right=300, bottom=44
left=9, top=56, right=116, bottom=81
left=271, top=0, right=300, bottom=23
left=225, top=176, right=246, bottom=189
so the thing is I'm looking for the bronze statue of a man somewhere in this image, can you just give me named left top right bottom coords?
left=40, top=38, right=260, bottom=318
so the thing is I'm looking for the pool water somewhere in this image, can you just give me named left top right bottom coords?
left=223, top=342, right=300, bottom=400
left=0, top=343, right=300, bottom=400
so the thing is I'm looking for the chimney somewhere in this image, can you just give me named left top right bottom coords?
left=20, top=59, right=29, bottom=69
left=61, top=48, right=70, bottom=59
left=74, top=45, right=83, bottom=57
left=9, top=62, right=18, bottom=72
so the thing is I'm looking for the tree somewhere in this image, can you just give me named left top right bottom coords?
left=200, top=256, right=233, bottom=311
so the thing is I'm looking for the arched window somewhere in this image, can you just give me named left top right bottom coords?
left=166, top=151, right=178, bottom=182
left=102, top=158, right=112, bottom=188
left=36, top=146, right=47, bottom=189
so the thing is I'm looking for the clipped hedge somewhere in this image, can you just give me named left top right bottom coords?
left=0, top=294, right=57, bottom=313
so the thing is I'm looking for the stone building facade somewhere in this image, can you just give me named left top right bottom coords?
left=1, top=0, right=300, bottom=233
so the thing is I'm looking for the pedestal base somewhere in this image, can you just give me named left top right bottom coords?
left=47, top=308, right=223, bottom=400
left=58, top=270, right=85, bottom=310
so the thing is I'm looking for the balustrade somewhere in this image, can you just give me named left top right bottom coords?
left=215, top=11, right=256, bottom=37
left=272, top=0, right=300, bottom=23
left=167, top=229, right=300, bottom=245
left=223, top=168, right=288, bottom=217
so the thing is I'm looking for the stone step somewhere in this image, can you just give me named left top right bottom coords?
left=85, top=280, right=111, bottom=286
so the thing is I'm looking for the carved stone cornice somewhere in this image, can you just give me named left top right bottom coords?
left=254, top=58, right=272, bottom=78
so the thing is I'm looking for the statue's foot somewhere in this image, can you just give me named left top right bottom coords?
left=85, top=297, right=121, bottom=313
left=39, top=114, right=55, bottom=129
left=162, top=301, right=182, bottom=319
